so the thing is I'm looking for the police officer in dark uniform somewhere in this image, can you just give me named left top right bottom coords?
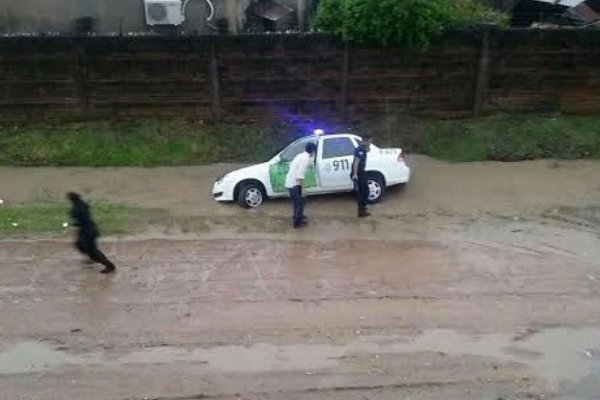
left=67, top=192, right=116, bottom=274
left=351, top=135, right=372, bottom=217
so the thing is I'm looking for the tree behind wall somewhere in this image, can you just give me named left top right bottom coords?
left=314, top=0, right=508, bottom=50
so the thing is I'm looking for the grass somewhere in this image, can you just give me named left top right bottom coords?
left=390, top=114, right=600, bottom=162
left=0, top=120, right=295, bottom=167
left=1, top=114, right=600, bottom=166
left=0, top=202, right=168, bottom=238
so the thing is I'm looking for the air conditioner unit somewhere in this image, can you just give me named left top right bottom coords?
left=144, top=0, right=184, bottom=26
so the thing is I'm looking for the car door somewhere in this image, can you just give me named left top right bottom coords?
left=268, top=137, right=319, bottom=195
left=317, top=136, right=356, bottom=190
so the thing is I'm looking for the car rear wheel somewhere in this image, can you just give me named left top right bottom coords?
left=237, top=183, right=265, bottom=209
left=367, top=174, right=385, bottom=204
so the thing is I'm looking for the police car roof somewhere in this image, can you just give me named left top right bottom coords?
left=320, top=132, right=362, bottom=140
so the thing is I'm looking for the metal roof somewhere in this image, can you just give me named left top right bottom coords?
left=249, top=1, right=294, bottom=22
left=532, top=0, right=586, bottom=6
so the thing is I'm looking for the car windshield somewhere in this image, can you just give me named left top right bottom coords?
left=270, top=145, right=287, bottom=158
left=279, top=137, right=317, bottom=162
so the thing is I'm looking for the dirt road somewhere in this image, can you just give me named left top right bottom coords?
left=1, top=156, right=600, bottom=399
left=2, top=155, right=600, bottom=218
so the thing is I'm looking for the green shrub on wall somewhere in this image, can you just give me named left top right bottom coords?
left=448, top=0, right=510, bottom=28
left=314, top=0, right=508, bottom=49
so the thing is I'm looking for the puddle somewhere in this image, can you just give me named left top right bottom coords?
left=379, top=328, right=600, bottom=390
left=1, top=328, right=599, bottom=391
left=119, top=343, right=344, bottom=372
left=0, top=342, right=101, bottom=374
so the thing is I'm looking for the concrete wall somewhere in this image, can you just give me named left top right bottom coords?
left=0, top=0, right=82, bottom=33
left=0, top=0, right=249, bottom=34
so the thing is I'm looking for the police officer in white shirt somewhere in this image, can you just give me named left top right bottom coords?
left=285, top=142, right=317, bottom=228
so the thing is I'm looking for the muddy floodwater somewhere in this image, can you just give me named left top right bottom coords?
left=1, top=156, right=600, bottom=399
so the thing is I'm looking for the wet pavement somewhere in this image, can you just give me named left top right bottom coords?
left=2, top=156, right=600, bottom=399
left=1, top=234, right=600, bottom=400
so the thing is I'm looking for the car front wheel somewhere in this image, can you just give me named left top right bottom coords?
left=237, top=183, right=265, bottom=209
left=367, top=174, right=385, bottom=204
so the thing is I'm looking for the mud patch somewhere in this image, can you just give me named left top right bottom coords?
left=2, top=328, right=599, bottom=393
left=542, top=206, right=600, bottom=232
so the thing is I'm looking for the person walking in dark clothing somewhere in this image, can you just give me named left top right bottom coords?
left=67, top=192, right=116, bottom=274
left=351, top=136, right=372, bottom=217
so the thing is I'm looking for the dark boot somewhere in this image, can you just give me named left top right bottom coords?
left=100, top=265, right=116, bottom=274
left=90, top=250, right=116, bottom=274
left=293, top=219, right=307, bottom=228
left=358, top=209, right=370, bottom=218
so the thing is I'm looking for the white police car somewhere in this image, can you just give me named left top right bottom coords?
left=213, top=130, right=410, bottom=208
